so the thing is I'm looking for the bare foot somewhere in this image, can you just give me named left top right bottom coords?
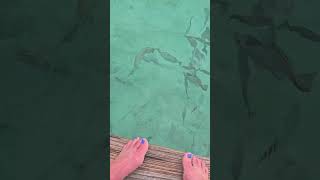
left=110, top=137, right=149, bottom=180
left=183, top=153, right=209, bottom=180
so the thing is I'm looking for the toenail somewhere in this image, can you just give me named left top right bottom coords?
left=140, top=138, right=145, bottom=144
left=187, top=153, right=192, bottom=158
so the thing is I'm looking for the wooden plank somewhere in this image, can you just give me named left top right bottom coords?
left=110, top=135, right=211, bottom=180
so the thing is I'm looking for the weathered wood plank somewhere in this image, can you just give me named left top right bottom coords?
left=110, top=135, right=211, bottom=180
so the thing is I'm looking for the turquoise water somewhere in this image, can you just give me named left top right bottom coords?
left=110, top=0, right=210, bottom=157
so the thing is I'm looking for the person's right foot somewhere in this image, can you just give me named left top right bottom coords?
left=110, top=137, right=149, bottom=180
left=182, top=152, right=209, bottom=180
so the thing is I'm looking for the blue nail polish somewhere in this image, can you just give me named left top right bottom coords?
left=141, top=138, right=145, bottom=144
left=187, top=153, right=192, bottom=158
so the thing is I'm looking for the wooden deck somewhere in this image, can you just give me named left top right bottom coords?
left=110, top=135, right=210, bottom=180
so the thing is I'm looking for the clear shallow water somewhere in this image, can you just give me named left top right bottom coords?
left=110, top=0, right=210, bottom=157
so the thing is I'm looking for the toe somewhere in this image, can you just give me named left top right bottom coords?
left=183, top=153, right=193, bottom=170
left=192, top=157, right=201, bottom=168
left=137, top=138, right=149, bottom=155
left=133, top=137, right=141, bottom=148
left=131, top=137, right=140, bottom=148
left=198, top=158, right=203, bottom=166
left=201, top=160, right=205, bottom=169
left=204, top=167, right=208, bottom=175
left=200, top=160, right=206, bottom=172
left=123, top=140, right=133, bottom=150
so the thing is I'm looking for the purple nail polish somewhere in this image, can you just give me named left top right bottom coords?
left=141, top=138, right=145, bottom=144
left=187, top=153, right=192, bottom=158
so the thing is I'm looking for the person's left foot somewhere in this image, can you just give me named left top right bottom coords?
left=110, top=137, right=149, bottom=180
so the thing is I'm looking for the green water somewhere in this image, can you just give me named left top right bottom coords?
left=110, top=0, right=210, bottom=157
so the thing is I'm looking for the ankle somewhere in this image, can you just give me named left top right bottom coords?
left=110, top=160, right=126, bottom=180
